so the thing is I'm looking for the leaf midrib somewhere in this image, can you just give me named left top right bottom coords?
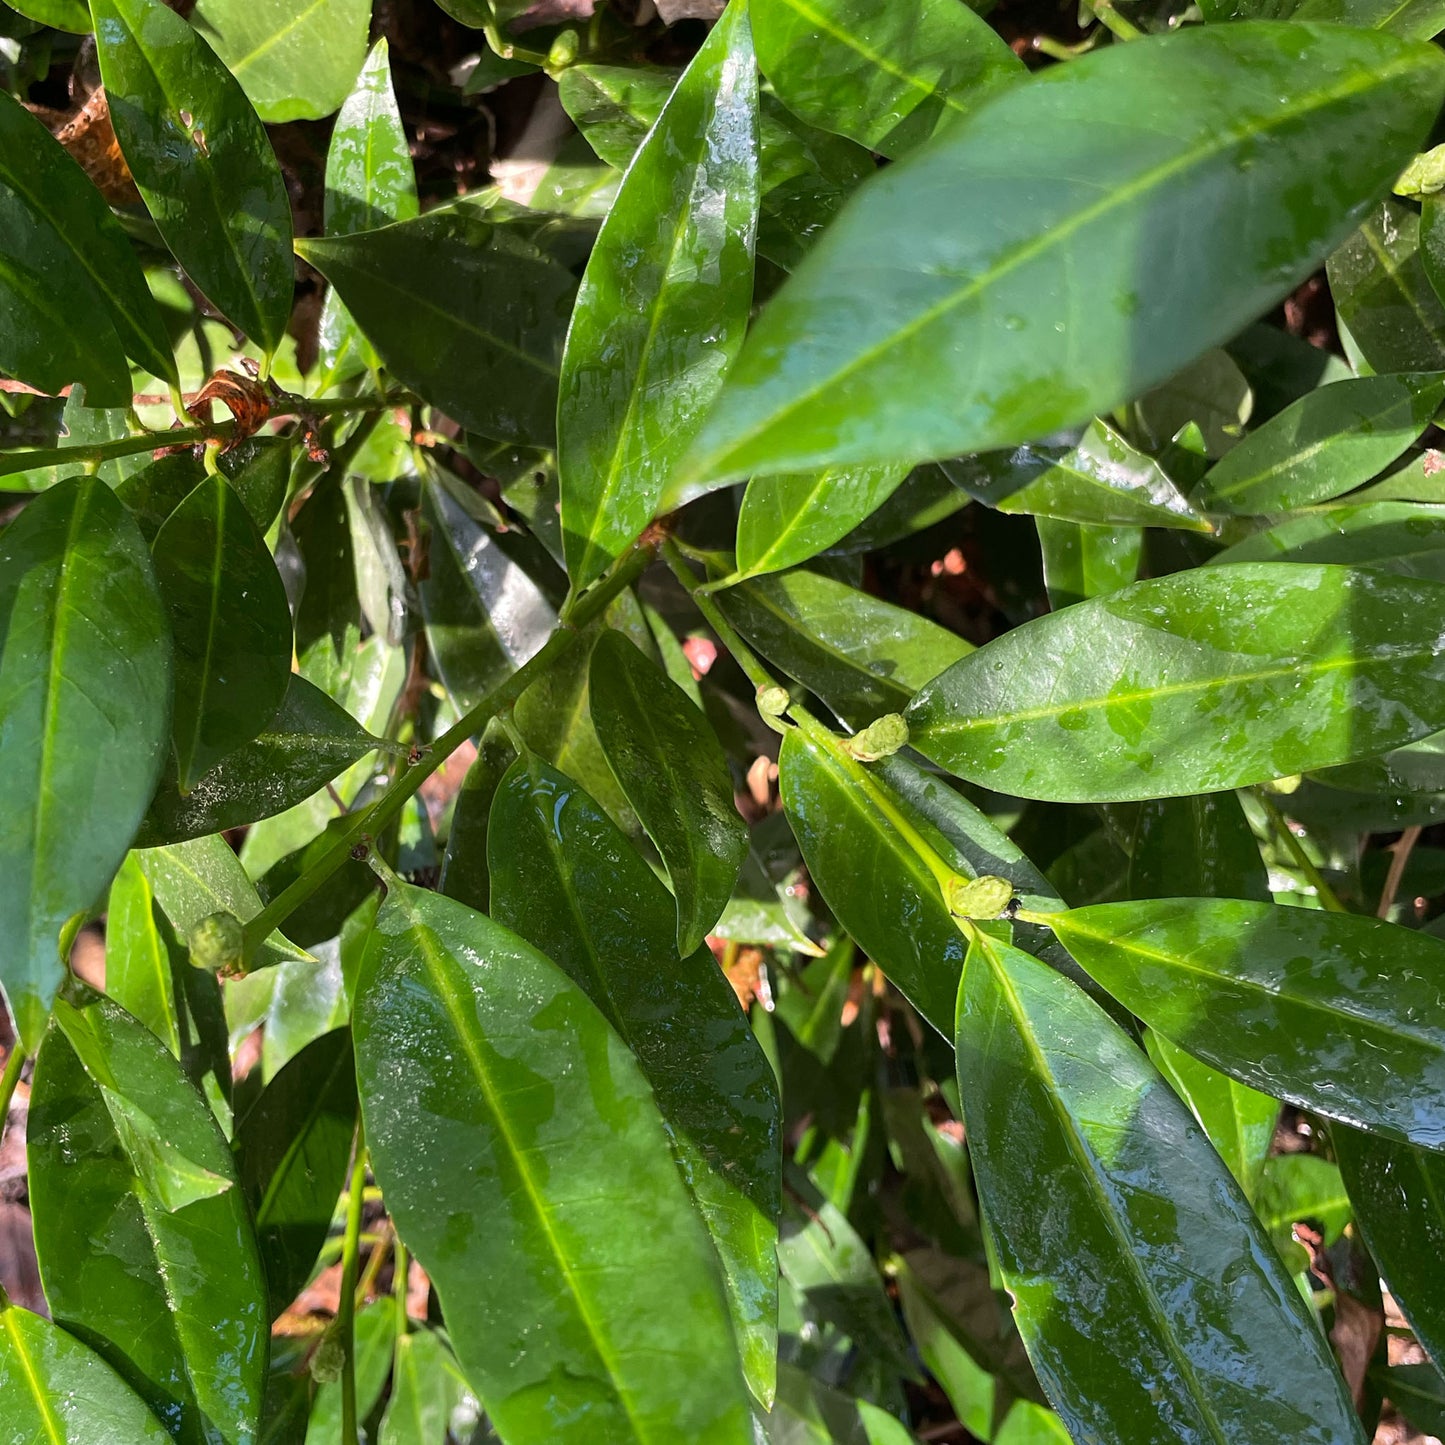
left=2, top=1309, right=65, bottom=1445
left=703, top=49, right=1423, bottom=470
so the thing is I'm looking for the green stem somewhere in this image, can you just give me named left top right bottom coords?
left=1254, top=790, right=1347, bottom=913
left=0, top=1045, right=24, bottom=1149
left=392, top=1238, right=411, bottom=1333
left=1087, top=0, right=1143, bottom=39
left=338, top=1135, right=368, bottom=1445
left=241, top=541, right=655, bottom=963
left=662, top=541, right=779, bottom=695
left=0, top=392, right=400, bottom=481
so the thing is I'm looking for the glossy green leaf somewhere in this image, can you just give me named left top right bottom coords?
left=1194, top=372, right=1445, bottom=513
left=1330, top=199, right=1445, bottom=374
left=298, top=204, right=572, bottom=445
left=894, top=1264, right=1000, bottom=1437
left=235, top=1028, right=357, bottom=1316
left=1127, top=792, right=1270, bottom=902
left=778, top=713, right=1061, bottom=1033
left=1145, top=1032, right=1277, bottom=1198
left=589, top=630, right=749, bottom=954
left=191, top=0, right=370, bottom=123
left=354, top=881, right=753, bottom=1443
left=1214, top=500, right=1445, bottom=580
left=677, top=24, right=1445, bottom=488
left=318, top=38, right=418, bottom=377
left=1047, top=897, right=1445, bottom=1148
left=138, top=673, right=382, bottom=847
left=717, top=569, right=970, bottom=729
left=1313, top=724, right=1445, bottom=793
left=378, top=1329, right=459, bottom=1445
left=1204, top=0, right=1445, bottom=35
left=418, top=473, right=556, bottom=711
left=945, top=420, right=1212, bottom=532
left=92, top=0, right=294, bottom=354
left=558, top=0, right=759, bottom=590
left=907, top=562, right=1445, bottom=802
left=754, top=0, right=1021, bottom=159
left=0, top=479, right=170, bottom=1050
left=1335, top=1125, right=1445, bottom=1362
left=1036, top=519, right=1141, bottom=610
left=116, top=440, right=291, bottom=544
left=489, top=753, right=780, bottom=1402
left=955, top=931, right=1364, bottom=1445
left=768, top=1363, right=924, bottom=1444
left=0, top=88, right=175, bottom=387
left=1254, top=1152, right=1351, bottom=1245
left=28, top=991, right=267, bottom=1444
left=0, top=1303, right=173, bottom=1444
left=139, top=834, right=310, bottom=970
left=153, top=471, right=293, bottom=792
left=5, top=0, right=90, bottom=29
left=735, top=463, right=910, bottom=579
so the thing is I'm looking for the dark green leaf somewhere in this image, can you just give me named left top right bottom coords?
left=558, top=63, right=676, bottom=171
left=28, top=991, right=268, bottom=1444
left=558, top=0, right=759, bottom=590
left=0, top=87, right=175, bottom=386
left=1127, top=792, right=1270, bottom=902
left=92, top=0, right=294, bottom=354
left=235, top=1028, right=358, bottom=1316
left=736, top=463, right=910, bottom=579
left=752, top=0, right=1022, bottom=159
left=1330, top=199, right=1445, bottom=374
left=190, top=0, right=370, bottom=123
left=4, top=0, right=90, bottom=29
left=589, top=630, right=749, bottom=953
left=304, top=1298, right=399, bottom=1445
left=768, top=1362, right=924, bottom=1444
left=1194, top=373, right=1445, bottom=513
left=0, top=479, right=170, bottom=1049
left=1335, top=1126, right=1445, bottom=1362
left=116, top=440, right=291, bottom=545
left=1204, top=0, right=1445, bottom=35
left=717, top=569, right=970, bottom=730
left=828, top=463, right=970, bottom=553
left=489, top=753, right=780, bottom=1401
left=956, top=932, right=1364, bottom=1445
left=153, top=471, right=293, bottom=792
left=945, top=420, right=1212, bottom=532
left=0, top=1303, right=173, bottom=1444
left=353, top=881, right=754, bottom=1442
left=1145, top=1032, right=1277, bottom=1198
left=676, top=25, right=1445, bottom=487
left=297, top=203, right=573, bottom=445
left=437, top=721, right=517, bottom=913
left=1374, top=1362, right=1445, bottom=1435
left=138, top=673, right=382, bottom=847
left=1047, top=897, right=1445, bottom=1148
left=1036, top=519, right=1141, bottom=610
left=1313, top=724, right=1445, bottom=793
left=907, top=563, right=1445, bottom=802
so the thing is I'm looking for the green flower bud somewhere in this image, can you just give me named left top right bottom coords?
left=757, top=685, right=791, bottom=718
left=1396, top=143, right=1445, bottom=199
left=946, top=874, right=1013, bottom=920
left=1260, top=774, right=1302, bottom=796
left=188, top=911, right=243, bottom=974
left=846, top=713, right=909, bottom=763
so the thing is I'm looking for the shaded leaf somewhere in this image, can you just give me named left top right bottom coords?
left=590, top=629, right=749, bottom=953
left=1035, top=519, right=1140, bottom=610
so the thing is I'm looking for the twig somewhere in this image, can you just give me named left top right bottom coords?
left=1377, top=824, right=1423, bottom=919
left=338, top=1135, right=369, bottom=1445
